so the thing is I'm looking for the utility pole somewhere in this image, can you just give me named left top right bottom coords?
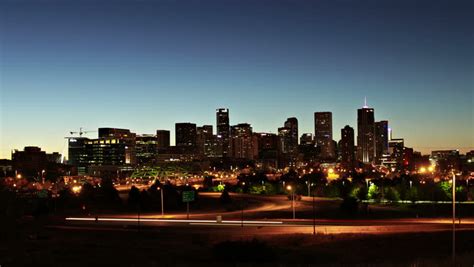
left=312, top=193, right=316, bottom=235
left=452, top=171, right=456, bottom=266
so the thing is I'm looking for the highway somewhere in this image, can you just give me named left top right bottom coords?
left=56, top=193, right=474, bottom=236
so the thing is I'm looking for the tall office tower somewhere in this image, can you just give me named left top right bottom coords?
left=97, top=127, right=136, bottom=165
left=300, top=133, right=314, bottom=146
left=314, top=112, right=335, bottom=159
left=68, top=137, right=90, bottom=174
left=196, top=125, right=213, bottom=156
left=156, top=130, right=170, bottom=149
left=278, top=127, right=292, bottom=154
left=216, top=108, right=230, bottom=157
left=339, top=125, right=355, bottom=169
left=175, top=123, right=197, bottom=147
left=357, top=104, right=376, bottom=163
left=284, top=117, right=299, bottom=154
left=256, top=133, right=279, bottom=153
left=230, top=123, right=254, bottom=160
left=375, top=120, right=389, bottom=161
left=389, top=138, right=405, bottom=170
left=135, top=134, right=158, bottom=165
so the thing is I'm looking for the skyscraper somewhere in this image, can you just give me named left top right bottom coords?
left=156, top=130, right=170, bottom=149
left=284, top=117, right=299, bottom=154
left=357, top=105, right=375, bottom=163
left=339, top=125, right=355, bottom=169
left=135, top=134, right=158, bottom=165
left=216, top=108, right=230, bottom=157
left=230, top=123, right=254, bottom=160
left=97, top=127, right=136, bottom=165
left=375, top=120, right=389, bottom=161
left=278, top=127, right=292, bottom=154
left=314, top=112, right=334, bottom=159
left=175, top=123, right=197, bottom=147
left=300, top=133, right=314, bottom=146
left=196, top=125, right=213, bottom=156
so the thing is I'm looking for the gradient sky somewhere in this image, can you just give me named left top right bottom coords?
left=1, top=0, right=473, bottom=159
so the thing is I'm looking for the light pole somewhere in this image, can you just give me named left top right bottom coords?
left=312, top=191, right=316, bottom=235
left=452, top=171, right=456, bottom=265
left=287, top=185, right=295, bottom=220
left=41, top=170, right=46, bottom=184
left=306, top=181, right=310, bottom=196
left=158, top=186, right=164, bottom=217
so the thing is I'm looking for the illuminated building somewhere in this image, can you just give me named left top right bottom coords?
left=314, top=112, right=335, bottom=159
left=135, top=134, right=158, bottom=165
left=431, top=150, right=461, bottom=172
left=284, top=117, right=299, bottom=154
left=357, top=105, right=375, bottom=163
left=197, top=125, right=214, bottom=156
left=300, top=133, right=314, bottom=146
left=388, top=138, right=404, bottom=169
left=375, top=120, right=389, bottom=161
left=339, top=125, right=355, bottom=169
left=230, top=123, right=255, bottom=160
left=175, top=123, right=197, bottom=148
left=216, top=108, right=230, bottom=157
left=68, top=137, right=90, bottom=174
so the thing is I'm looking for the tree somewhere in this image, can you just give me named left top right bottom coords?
left=220, top=190, right=232, bottom=204
left=368, top=184, right=380, bottom=200
left=128, top=186, right=140, bottom=207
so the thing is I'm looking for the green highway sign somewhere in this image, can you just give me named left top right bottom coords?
left=182, top=191, right=195, bottom=202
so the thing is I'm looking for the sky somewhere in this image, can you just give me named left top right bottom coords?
left=0, top=0, right=473, bottom=159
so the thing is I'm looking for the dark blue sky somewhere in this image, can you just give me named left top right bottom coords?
left=1, top=0, right=473, bottom=158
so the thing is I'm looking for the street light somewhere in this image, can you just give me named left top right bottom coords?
left=158, top=186, right=164, bottom=217
left=286, top=185, right=295, bottom=219
left=41, top=170, right=46, bottom=184
left=452, top=171, right=456, bottom=265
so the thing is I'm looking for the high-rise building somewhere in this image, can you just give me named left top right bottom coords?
left=175, top=123, right=197, bottom=147
left=68, top=137, right=90, bottom=174
left=375, top=120, right=389, bottom=161
left=314, top=112, right=334, bottom=159
left=284, top=117, right=299, bottom=154
left=97, top=127, right=136, bottom=165
left=135, top=134, right=158, bottom=165
left=300, top=133, right=314, bottom=146
left=388, top=138, right=404, bottom=169
left=230, top=123, right=254, bottom=160
left=197, top=125, right=213, bottom=156
left=357, top=106, right=375, bottom=163
left=216, top=108, right=230, bottom=157
left=156, top=130, right=170, bottom=149
left=278, top=127, right=292, bottom=154
left=339, top=125, right=355, bottom=169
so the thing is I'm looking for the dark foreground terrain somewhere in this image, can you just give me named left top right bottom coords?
left=1, top=218, right=474, bottom=266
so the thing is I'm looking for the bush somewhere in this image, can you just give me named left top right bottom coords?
left=219, top=190, right=232, bottom=204
left=384, top=187, right=400, bottom=202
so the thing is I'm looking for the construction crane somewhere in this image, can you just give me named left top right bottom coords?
left=68, top=127, right=96, bottom=137
left=61, top=128, right=96, bottom=164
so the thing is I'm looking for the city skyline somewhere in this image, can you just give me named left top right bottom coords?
left=1, top=0, right=473, bottom=158
left=0, top=100, right=474, bottom=159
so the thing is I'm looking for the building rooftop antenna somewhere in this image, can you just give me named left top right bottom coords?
left=363, top=97, right=368, bottom=108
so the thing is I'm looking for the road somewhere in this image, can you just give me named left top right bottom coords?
left=59, top=216, right=474, bottom=236
left=55, top=192, right=474, bottom=236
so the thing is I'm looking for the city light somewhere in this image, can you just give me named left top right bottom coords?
left=72, top=185, right=82, bottom=194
